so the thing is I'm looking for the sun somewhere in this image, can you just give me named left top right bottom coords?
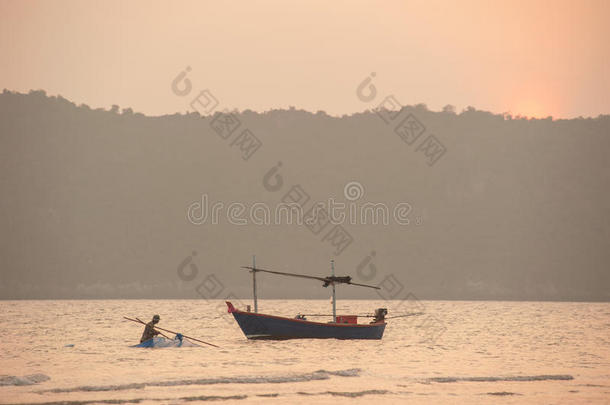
left=508, top=84, right=559, bottom=119
left=513, top=99, right=549, bottom=119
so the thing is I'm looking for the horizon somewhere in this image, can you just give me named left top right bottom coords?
left=2, top=297, right=609, bottom=303
left=4, top=89, right=610, bottom=120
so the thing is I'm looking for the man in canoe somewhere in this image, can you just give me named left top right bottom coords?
left=140, top=314, right=161, bottom=343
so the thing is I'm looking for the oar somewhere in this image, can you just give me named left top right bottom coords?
left=124, top=316, right=171, bottom=338
left=148, top=324, right=220, bottom=348
left=134, top=317, right=171, bottom=339
left=123, top=316, right=219, bottom=348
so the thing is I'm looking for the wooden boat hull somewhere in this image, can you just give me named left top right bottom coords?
left=226, top=302, right=386, bottom=340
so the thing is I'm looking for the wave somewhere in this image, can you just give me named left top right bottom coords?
left=298, top=389, right=390, bottom=398
left=0, top=374, right=50, bottom=386
left=427, top=374, right=574, bottom=383
left=1, top=390, right=392, bottom=405
left=171, top=394, right=247, bottom=402
left=0, top=394, right=247, bottom=405
left=38, top=368, right=361, bottom=393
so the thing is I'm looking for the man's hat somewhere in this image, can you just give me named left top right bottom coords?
left=153, top=314, right=160, bottom=321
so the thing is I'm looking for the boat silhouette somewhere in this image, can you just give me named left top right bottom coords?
left=226, top=258, right=387, bottom=340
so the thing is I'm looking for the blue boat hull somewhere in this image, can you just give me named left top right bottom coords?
left=131, top=337, right=199, bottom=348
left=226, top=302, right=386, bottom=340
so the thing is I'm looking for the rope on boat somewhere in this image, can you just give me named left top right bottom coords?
left=295, top=312, right=425, bottom=319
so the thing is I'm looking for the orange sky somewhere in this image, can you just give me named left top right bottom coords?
left=1, top=0, right=608, bottom=118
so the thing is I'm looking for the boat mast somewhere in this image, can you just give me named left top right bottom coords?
left=252, top=255, right=258, bottom=313
left=331, top=259, right=336, bottom=323
left=241, top=260, right=380, bottom=320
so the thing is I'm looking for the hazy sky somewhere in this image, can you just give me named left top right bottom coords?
left=1, top=0, right=608, bottom=118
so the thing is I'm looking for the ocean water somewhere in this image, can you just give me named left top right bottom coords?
left=0, top=299, right=609, bottom=404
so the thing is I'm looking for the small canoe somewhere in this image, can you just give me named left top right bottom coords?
left=131, top=336, right=200, bottom=348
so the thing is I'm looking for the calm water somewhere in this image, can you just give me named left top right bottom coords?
left=1, top=299, right=609, bottom=404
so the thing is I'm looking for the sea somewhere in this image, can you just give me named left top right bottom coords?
left=1, top=299, right=609, bottom=404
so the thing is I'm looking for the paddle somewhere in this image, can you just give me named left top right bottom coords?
left=124, top=316, right=170, bottom=339
left=123, top=316, right=219, bottom=348
left=134, top=317, right=171, bottom=339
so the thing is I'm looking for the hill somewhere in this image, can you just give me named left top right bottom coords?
left=1, top=90, right=609, bottom=301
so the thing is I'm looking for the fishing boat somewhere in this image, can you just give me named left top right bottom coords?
left=226, top=259, right=387, bottom=340
left=132, top=335, right=200, bottom=348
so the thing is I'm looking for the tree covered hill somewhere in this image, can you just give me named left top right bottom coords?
left=1, top=90, right=609, bottom=301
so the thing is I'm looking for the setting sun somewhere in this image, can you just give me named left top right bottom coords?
left=507, top=83, right=559, bottom=118
left=512, top=99, right=548, bottom=118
